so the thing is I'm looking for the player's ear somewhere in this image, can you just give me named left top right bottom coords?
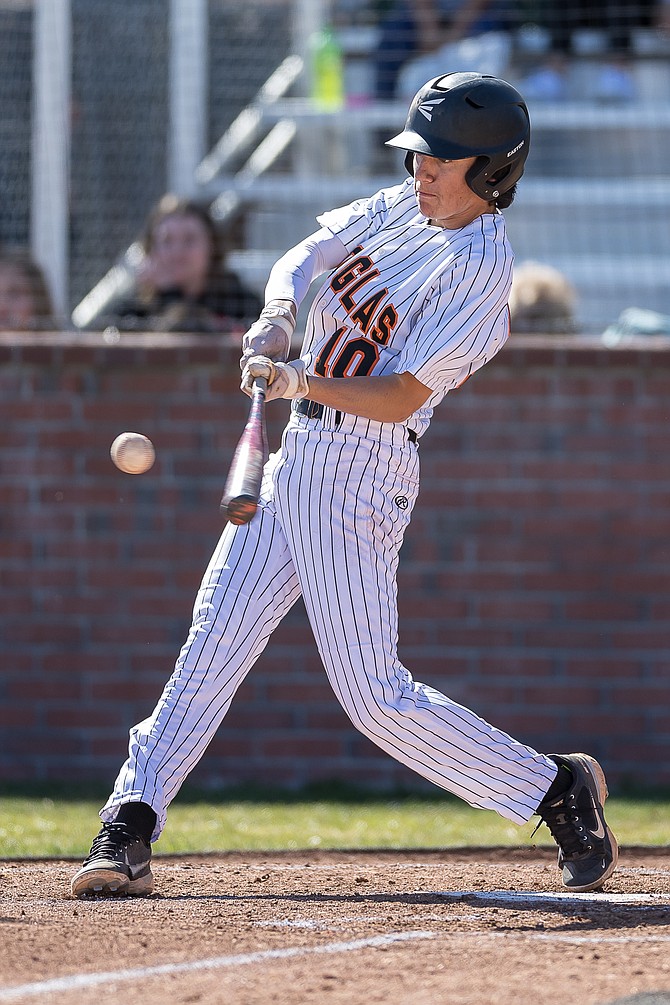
left=487, top=164, right=514, bottom=189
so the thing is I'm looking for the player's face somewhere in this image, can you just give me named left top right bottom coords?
left=412, top=154, right=492, bottom=229
left=149, top=213, right=213, bottom=295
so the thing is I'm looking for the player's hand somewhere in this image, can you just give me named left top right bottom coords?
left=240, top=300, right=297, bottom=368
left=241, top=354, right=276, bottom=393
left=241, top=356, right=309, bottom=401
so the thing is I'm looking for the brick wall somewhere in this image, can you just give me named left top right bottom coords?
left=1, top=332, right=668, bottom=792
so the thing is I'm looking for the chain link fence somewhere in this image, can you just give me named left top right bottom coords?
left=1, top=0, right=669, bottom=333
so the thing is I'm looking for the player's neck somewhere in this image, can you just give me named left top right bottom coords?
left=429, top=197, right=497, bottom=230
left=430, top=205, right=495, bottom=230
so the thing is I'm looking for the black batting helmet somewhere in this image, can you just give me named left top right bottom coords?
left=386, top=71, right=530, bottom=202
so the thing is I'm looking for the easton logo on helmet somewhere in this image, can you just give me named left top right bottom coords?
left=507, top=140, right=525, bottom=157
left=417, top=97, right=443, bottom=121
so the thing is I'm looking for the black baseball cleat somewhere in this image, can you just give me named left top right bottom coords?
left=71, top=822, right=154, bottom=898
left=535, top=753, right=618, bottom=893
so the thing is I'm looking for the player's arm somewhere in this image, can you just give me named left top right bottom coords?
left=242, top=358, right=431, bottom=424
left=240, top=230, right=348, bottom=364
left=304, top=371, right=431, bottom=423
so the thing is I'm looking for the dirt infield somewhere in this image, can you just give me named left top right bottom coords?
left=1, top=848, right=669, bottom=1005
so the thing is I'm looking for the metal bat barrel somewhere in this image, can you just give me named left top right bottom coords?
left=220, top=378, right=268, bottom=525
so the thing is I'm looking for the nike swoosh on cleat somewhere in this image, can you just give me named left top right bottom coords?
left=591, top=816, right=606, bottom=839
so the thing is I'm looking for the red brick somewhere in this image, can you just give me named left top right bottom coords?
left=8, top=399, right=75, bottom=421
left=478, top=655, right=555, bottom=677
left=265, top=681, right=332, bottom=703
left=0, top=706, right=39, bottom=726
left=568, top=714, right=647, bottom=738
left=260, top=736, right=346, bottom=758
left=562, top=657, right=640, bottom=680
left=12, top=621, right=84, bottom=645
left=477, top=595, right=554, bottom=621
left=563, top=597, right=643, bottom=621
left=524, top=684, right=602, bottom=706
left=44, top=706, right=125, bottom=729
left=611, top=628, right=670, bottom=650
left=8, top=674, right=83, bottom=701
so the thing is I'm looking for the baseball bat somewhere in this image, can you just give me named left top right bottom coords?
left=220, top=377, right=268, bottom=525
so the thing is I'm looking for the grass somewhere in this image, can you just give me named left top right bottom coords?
left=0, top=783, right=667, bottom=859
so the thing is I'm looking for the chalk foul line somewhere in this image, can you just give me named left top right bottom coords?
left=0, top=930, right=434, bottom=1002
left=434, top=890, right=669, bottom=906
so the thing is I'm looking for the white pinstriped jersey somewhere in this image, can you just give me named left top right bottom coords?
left=302, top=178, right=513, bottom=438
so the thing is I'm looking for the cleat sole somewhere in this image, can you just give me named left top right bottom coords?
left=71, top=866, right=153, bottom=899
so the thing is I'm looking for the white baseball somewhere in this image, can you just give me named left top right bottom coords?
left=110, top=432, right=155, bottom=474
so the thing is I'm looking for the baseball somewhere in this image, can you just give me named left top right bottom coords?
left=110, top=432, right=155, bottom=474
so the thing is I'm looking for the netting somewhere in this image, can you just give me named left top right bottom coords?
left=0, top=0, right=669, bottom=334
left=70, top=0, right=169, bottom=308
left=0, top=4, right=32, bottom=250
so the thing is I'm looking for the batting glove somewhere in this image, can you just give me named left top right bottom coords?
left=240, top=300, right=297, bottom=368
left=241, top=356, right=310, bottom=401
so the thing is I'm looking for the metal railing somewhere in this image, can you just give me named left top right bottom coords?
left=72, top=55, right=304, bottom=330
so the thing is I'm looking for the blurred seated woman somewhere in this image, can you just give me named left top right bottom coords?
left=0, top=249, right=55, bottom=331
left=101, top=196, right=262, bottom=333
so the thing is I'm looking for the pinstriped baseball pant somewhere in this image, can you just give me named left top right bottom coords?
left=102, top=416, right=557, bottom=840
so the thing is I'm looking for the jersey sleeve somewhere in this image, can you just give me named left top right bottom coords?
left=398, top=239, right=512, bottom=397
left=316, top=182, right=408, bottom=252
left=264, top=229, right=349, bottom=307
left=262, top=181, right=409, bottom=307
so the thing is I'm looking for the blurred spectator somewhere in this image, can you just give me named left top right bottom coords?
left=508, top=261, right=578, bottom=334
left=519, top=1, right=662, bottom=102
left=373, top=0, right=517, bottom=101
left=660, top=0, right=670, bottom=33
left=94, top=195, right=262, bottom=334
left=0, top=249, right=55, bottom=331
left=602, top=306, right=670, bottom=345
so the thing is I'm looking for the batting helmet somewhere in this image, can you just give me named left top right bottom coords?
left=386, top=71, right=530, bottom=202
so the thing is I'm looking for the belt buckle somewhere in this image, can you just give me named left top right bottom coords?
left=295, top=399, right=324, bottom=420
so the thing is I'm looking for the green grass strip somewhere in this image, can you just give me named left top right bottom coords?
left=0, top=783, right=668, bottom=858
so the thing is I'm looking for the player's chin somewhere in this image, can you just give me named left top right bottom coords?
left=415, top=192, right=435, bottom=217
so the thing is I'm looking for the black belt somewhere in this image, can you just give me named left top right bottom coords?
left=294, top=398, right=417, bottom=444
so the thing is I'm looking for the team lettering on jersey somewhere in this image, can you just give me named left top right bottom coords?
left=315, top=247, right=400, bottom=378
left=330, top=246, right=399, bottom=344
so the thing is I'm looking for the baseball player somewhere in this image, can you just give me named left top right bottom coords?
left=72, top=72, right=617, bottom=899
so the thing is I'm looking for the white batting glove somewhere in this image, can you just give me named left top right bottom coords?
left=240, top=354, right=276, bottom=395
left=241, top=356, right=309, bottom=401
left=265, top=359, right=309, bottom=401
left=240, top=300, right=297, bottom=368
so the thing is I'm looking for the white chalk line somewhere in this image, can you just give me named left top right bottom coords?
left=3, top=920, right=670, bottom=1002
left=0, top=930, right=434, bottom=1003
left=253, top=914, right=386, bottom=930
left=435, top=890, right=669, bottom=907
left=527, top=933, right=670, bottom=944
